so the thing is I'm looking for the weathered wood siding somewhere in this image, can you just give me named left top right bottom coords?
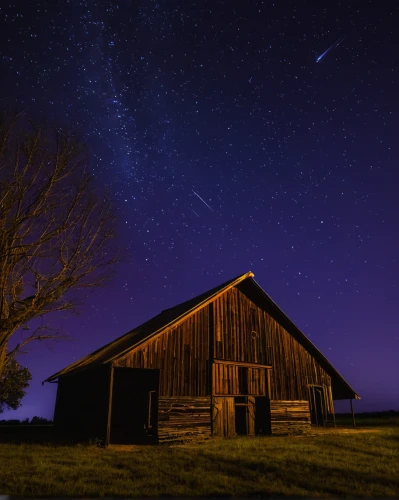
left=158, top=397, right=211, bottom=442
left=214, top=288, right=269, bottom=364
left=114, top=306, right=210, bottom=397
left=270, top=400, right=311, bottom=434
left=267, top=322, right=331, bottom=401
left=214, top=287, right=332, bottom=400
left=212, top=362, right=269, bottom=395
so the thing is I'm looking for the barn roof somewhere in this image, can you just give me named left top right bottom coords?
left=44, top=271, right=359, bottom=400
left=44, top=272, right=253, bottom=382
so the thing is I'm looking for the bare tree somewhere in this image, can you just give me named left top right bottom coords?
left=0, top=112, right=118, bottom=376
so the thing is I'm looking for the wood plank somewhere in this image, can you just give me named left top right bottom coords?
left=158, top=396, right=211, bottom=442
left=212, top=396, right=222, bottom=436
left=270, top=400, right=311, bottom=435
left=248, top=395, right=255, bottom=436
left=227, top=397, right=235, bottom=436
left=214, top=359, right=272, bottom=369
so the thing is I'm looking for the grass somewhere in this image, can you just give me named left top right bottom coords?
left=0, top=423, right=398, bottom=497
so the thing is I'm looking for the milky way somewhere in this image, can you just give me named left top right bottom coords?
left=0, top=1, right=398, bottom=417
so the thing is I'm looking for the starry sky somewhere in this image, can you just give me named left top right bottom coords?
left=1, top=0, right=398, bottom=419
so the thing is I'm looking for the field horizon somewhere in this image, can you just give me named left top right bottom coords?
left=0, top=415, right=398, bottom=497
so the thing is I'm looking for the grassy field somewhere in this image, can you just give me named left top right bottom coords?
left=335, top=411, right=399, bottom=427
left=0, top=422, right=398, bottom=497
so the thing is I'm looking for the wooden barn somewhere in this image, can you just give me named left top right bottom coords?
left=44, top=271, right=359, bottom=444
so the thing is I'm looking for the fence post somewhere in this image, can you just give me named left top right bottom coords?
left=350, top=398, right=356, bottom=428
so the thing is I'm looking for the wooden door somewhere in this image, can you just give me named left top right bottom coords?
left=110, top=368, right=159, bottom=443
left=254, top=396, right=271, bottom=435
left=308, top=385, right=326, bottom=426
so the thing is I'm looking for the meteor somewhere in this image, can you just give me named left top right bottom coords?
left=316, top=36, right=345, bottom=63
left=192, top=190, right=214, bottom=212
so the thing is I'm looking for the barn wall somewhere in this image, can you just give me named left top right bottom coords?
left=267, top=318, right=332, bottom=401
left=270, top=400, right=311, bottom=434
left=114, top=305, right=210, bottom=397
left=214, top=287, right=332, bottom=400
left=54, top=365, right=110, bottom=440
left=158, top=396, right=211, bottom=442
left=213, top=287, right=270, bottom=364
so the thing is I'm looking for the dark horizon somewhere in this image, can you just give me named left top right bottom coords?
left=1, top=1, right=398, bottom=419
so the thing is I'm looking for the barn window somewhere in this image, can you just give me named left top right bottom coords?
left=238, top=367, right=248, bottom=394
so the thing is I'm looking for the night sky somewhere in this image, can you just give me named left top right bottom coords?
left=1, top=1, right=398, bottom=420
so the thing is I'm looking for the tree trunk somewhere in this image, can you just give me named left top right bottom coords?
left=0, top=339, right=7, bottom=379
left=0, top=290, right=9, bottom=378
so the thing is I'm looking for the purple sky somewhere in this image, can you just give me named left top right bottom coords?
left=1, top=1, right=398, bottom=419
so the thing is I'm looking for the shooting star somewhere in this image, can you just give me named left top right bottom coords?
left=316, top=36, right=345, bottom=63
left=192, top=190, right=214, bottom=212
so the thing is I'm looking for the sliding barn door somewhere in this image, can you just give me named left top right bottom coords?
left=110, top=368, right=159, bottom=443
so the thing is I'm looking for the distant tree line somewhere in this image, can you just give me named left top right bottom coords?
left=0, top=416, right=52, bottom=425
left=336, top=410, right=399, bottom=417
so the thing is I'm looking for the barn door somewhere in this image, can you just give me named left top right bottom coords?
left=146, top=390, right=158, bottom=436
left=308, top=385, right=327, bottom=426
left=234, top=396, right=257, bottom=435
left=110, top=368, right=159, bottom=444
left=234, top=396, right=248, bottom=435
left=254, top=396, right=271, bottom=435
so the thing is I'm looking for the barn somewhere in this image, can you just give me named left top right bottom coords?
left=44, top=271, right=360, bottom=444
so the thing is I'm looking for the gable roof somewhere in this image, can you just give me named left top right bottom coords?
left=44, top=271, right=253, bottom=382
left=44, top=271, right=360, bottom=400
